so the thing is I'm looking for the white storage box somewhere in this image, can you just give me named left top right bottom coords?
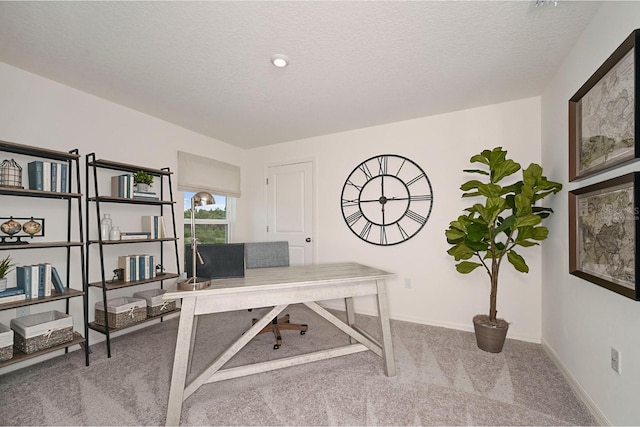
left=132, top=289, right=176, bottom=317
left=10, top=311, right=73, bottom=354
left=0, top=322, right=13, bottom=361
left=95, top=297, right=146, bottom=328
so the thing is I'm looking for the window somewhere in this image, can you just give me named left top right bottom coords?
left=183, top=191, right=230, bottom=245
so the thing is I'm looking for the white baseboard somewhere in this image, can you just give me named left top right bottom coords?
left=541, top=338, right=609, bottom=426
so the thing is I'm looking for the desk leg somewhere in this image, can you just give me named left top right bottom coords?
left=376, top=279, right=396, bottom=377
left=165, top=298, right=197, bottom=426
left=344, top=297, right=356, bottom=344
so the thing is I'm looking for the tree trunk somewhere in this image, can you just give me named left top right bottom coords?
left=489, top=258, right=499, bottom=322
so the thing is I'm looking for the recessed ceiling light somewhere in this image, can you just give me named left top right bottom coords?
left=271, top=54, right=289, bottom=68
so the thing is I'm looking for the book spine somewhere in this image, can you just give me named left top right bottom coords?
left=43, top=161, right=51, bottom=192
left=0, top=294, right=26, bottom=304
left=51, top=267, right=66, bottom=294
left=30, top=265, right=39, bottom=299
left=38, top=263, right=45, bottom=298
left=138, top=255, right=146, bottom=280
left=130, top=256, right=137, bottom=281
left=27, top=161, right=43, bottom=190
left=60, top=163, right=68, bottom=193
left=16, top=266, right=31, bottom=299
left=0, top=288, right=26, bottom=297
left=50, top=162, right=57, bottom=192
left=44, top=263, right=52, bottom=296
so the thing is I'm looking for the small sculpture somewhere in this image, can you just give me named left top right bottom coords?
left=1, top=219, right=21, bottom=235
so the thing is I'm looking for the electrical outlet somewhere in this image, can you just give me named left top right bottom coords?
left=16, top=306, right=30, bottom=318
left=611, top=347, right=621, bottom=374
left=404, top=278, right=412, bottom=289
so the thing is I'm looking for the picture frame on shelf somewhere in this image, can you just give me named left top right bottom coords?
left=569, top=29, right=639, bottom=181
left=569, top=172, right=640, bottom=300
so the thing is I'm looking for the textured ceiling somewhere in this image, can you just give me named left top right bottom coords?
left=0, top=1, right=601, bottom=149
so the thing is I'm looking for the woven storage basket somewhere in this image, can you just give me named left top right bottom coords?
left=0, top=322, right=13, bottom=361
left=132, top=289, right=175, bottom=317
left=95, top=297, right=146, bottom=328
left=10, top=311, right=73, bottom=354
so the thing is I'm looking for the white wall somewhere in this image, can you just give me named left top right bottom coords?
left=0, top=62, right=244, bottom=372
left=541, top=3, right=640, bottom=425
left=243, top=97, right=546, bottom=342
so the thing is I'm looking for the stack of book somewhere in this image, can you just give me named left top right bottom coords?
left=133, top=189, right=159, bottom=200
left=141, top=215, right=166, bottom=239
left=15, top=263, right=66, bottom=300
left=119, top=231, right=151, bottom=240
left=27, top=161, right=68, bottom=192
left=111, top=174, right=134, bottom=198
left=0, top=287, right=26, bottom=304
left=117, top=255, right=156, bottom=282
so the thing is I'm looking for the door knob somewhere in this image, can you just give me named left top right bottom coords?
left=305, top=238, right=311, bottom=242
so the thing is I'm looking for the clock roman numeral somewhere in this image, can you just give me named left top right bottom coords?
left=359, top=221, right=373, bottom=240
left=406, top=209, right=427, bottom=224
left=397, top=222, right=409, bottom=240
left=345, top=179, right=363, bottom=191
left=377, top=155, right=388, bottom=175
left=380, top=225, right=387, bottom=245
left=406, top=173, right=426, bottom=186
left=358, top=163, right=373, bottom=180
left=346, top=210, right=364, bottom=226
left=410, top=194, right=432, bottom=201
left=341, top=198, right=359, bottom=207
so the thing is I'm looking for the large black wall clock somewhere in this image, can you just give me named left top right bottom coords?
left=341, top=154, right=434, bottom=246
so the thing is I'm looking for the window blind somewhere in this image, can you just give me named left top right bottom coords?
left=177, top=151, right=241, bottom=197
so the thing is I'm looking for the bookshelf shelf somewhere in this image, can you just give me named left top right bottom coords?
left=85, top=153, right=180, bottom=359
left=0, top=139, right=89, bottom=369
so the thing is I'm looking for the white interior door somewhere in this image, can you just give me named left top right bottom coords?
left=267, top=161, right=314, bottom=265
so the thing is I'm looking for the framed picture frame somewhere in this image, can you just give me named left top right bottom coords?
left=569, top=173, right=640, bottom=300
left=569, top=29, right=639, bottom=181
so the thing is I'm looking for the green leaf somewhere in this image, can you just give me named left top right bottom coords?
left=445, top=228, right=466, bottom=242
left=465, top=239, right=489, bottom=251
left=531, top=226, right=549, bottom=240
left=507, top=250, right=529, bottom=273
left=447, top=243, right=475, bottom=261
left=470, top=154, right=489, bottom=165
left=455, top=261, right=483, bottom=274
left=515, top=239, right=538, bottom=247
left=492, top=159, right=521, bottom=183
left=515, top=214, right=541, bottom=227
left=495, top=215, right=516, bottom=234
left=466, top=222, right=486, bottom=242
left=463, top=169, right=490, bottom=176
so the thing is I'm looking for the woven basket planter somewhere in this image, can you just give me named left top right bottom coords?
left=133, top=289, right=175, bottom=317
left=95, top=297, right=146, bottom=328
left=10, top=311, right=73, bottom=354
left=0, top=323, right=13, bottom=361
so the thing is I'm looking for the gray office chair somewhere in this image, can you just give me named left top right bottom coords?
left=245, top=241, right=308, bottom=349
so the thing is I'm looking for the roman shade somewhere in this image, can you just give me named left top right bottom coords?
left=177, top=151, right=241, bottom=197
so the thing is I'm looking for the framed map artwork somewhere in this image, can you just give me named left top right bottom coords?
left=569, top=173, right=640, bottom=300
left=569, top=29, right=639, bottom=181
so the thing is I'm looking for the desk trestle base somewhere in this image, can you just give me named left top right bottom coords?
left=252, top=313, right=308, bottom=349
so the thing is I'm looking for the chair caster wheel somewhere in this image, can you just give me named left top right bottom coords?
left=273, top=344, right=280, bottom=350
left=300, top=331, right=306, bottom=335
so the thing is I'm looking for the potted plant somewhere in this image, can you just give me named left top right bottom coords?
left=0, top=255, right=15, bottom=292
left=133, top=170, right=154, bottom=192
left=445, top=147, right=562, bottom=353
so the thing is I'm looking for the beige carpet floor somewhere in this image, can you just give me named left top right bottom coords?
left=0, top=305, right=597, bottom=426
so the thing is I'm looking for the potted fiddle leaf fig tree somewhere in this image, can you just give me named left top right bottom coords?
left=445, top=147, right=562, bottom=353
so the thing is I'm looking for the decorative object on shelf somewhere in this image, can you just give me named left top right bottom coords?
left=0, top=255, right=15, bottom=292
left=0, top=323, right=13, bottom=362
left=22, top=219, right=42, bottom=235
left=0, top=159, right=23, bottom=188
left=569, top=29, right=639, bottom=181
left=133, top=170, right=153, bottom=193
left=0, top=217, right=45, bottom=245
left=111, top=268, right=124, bottom=282
left=341, top=154, right=434, bottom=246
left=155, top=264, right=165, bottom=276
left=100, top=214, right=112, bottom=240
left=109, top=226, right=121, bottom=241
left=569, top=173, right=640, bottom=300
left=10, top=310, right=74, bottom=354
left=180, top=191, right=215, bottom=291
left=0, top=218, right=21, bottom=235
left=94, top=297, right=146, bottom=329
left=445, top=147, right=562, bottom=353
left=133, top=288, right=175, bottom=317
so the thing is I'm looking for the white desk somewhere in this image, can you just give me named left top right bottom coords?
left=163, top=262, right=396, bottom=426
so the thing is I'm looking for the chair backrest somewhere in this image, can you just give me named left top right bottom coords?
left=244, top=241, right=289, bottom=269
